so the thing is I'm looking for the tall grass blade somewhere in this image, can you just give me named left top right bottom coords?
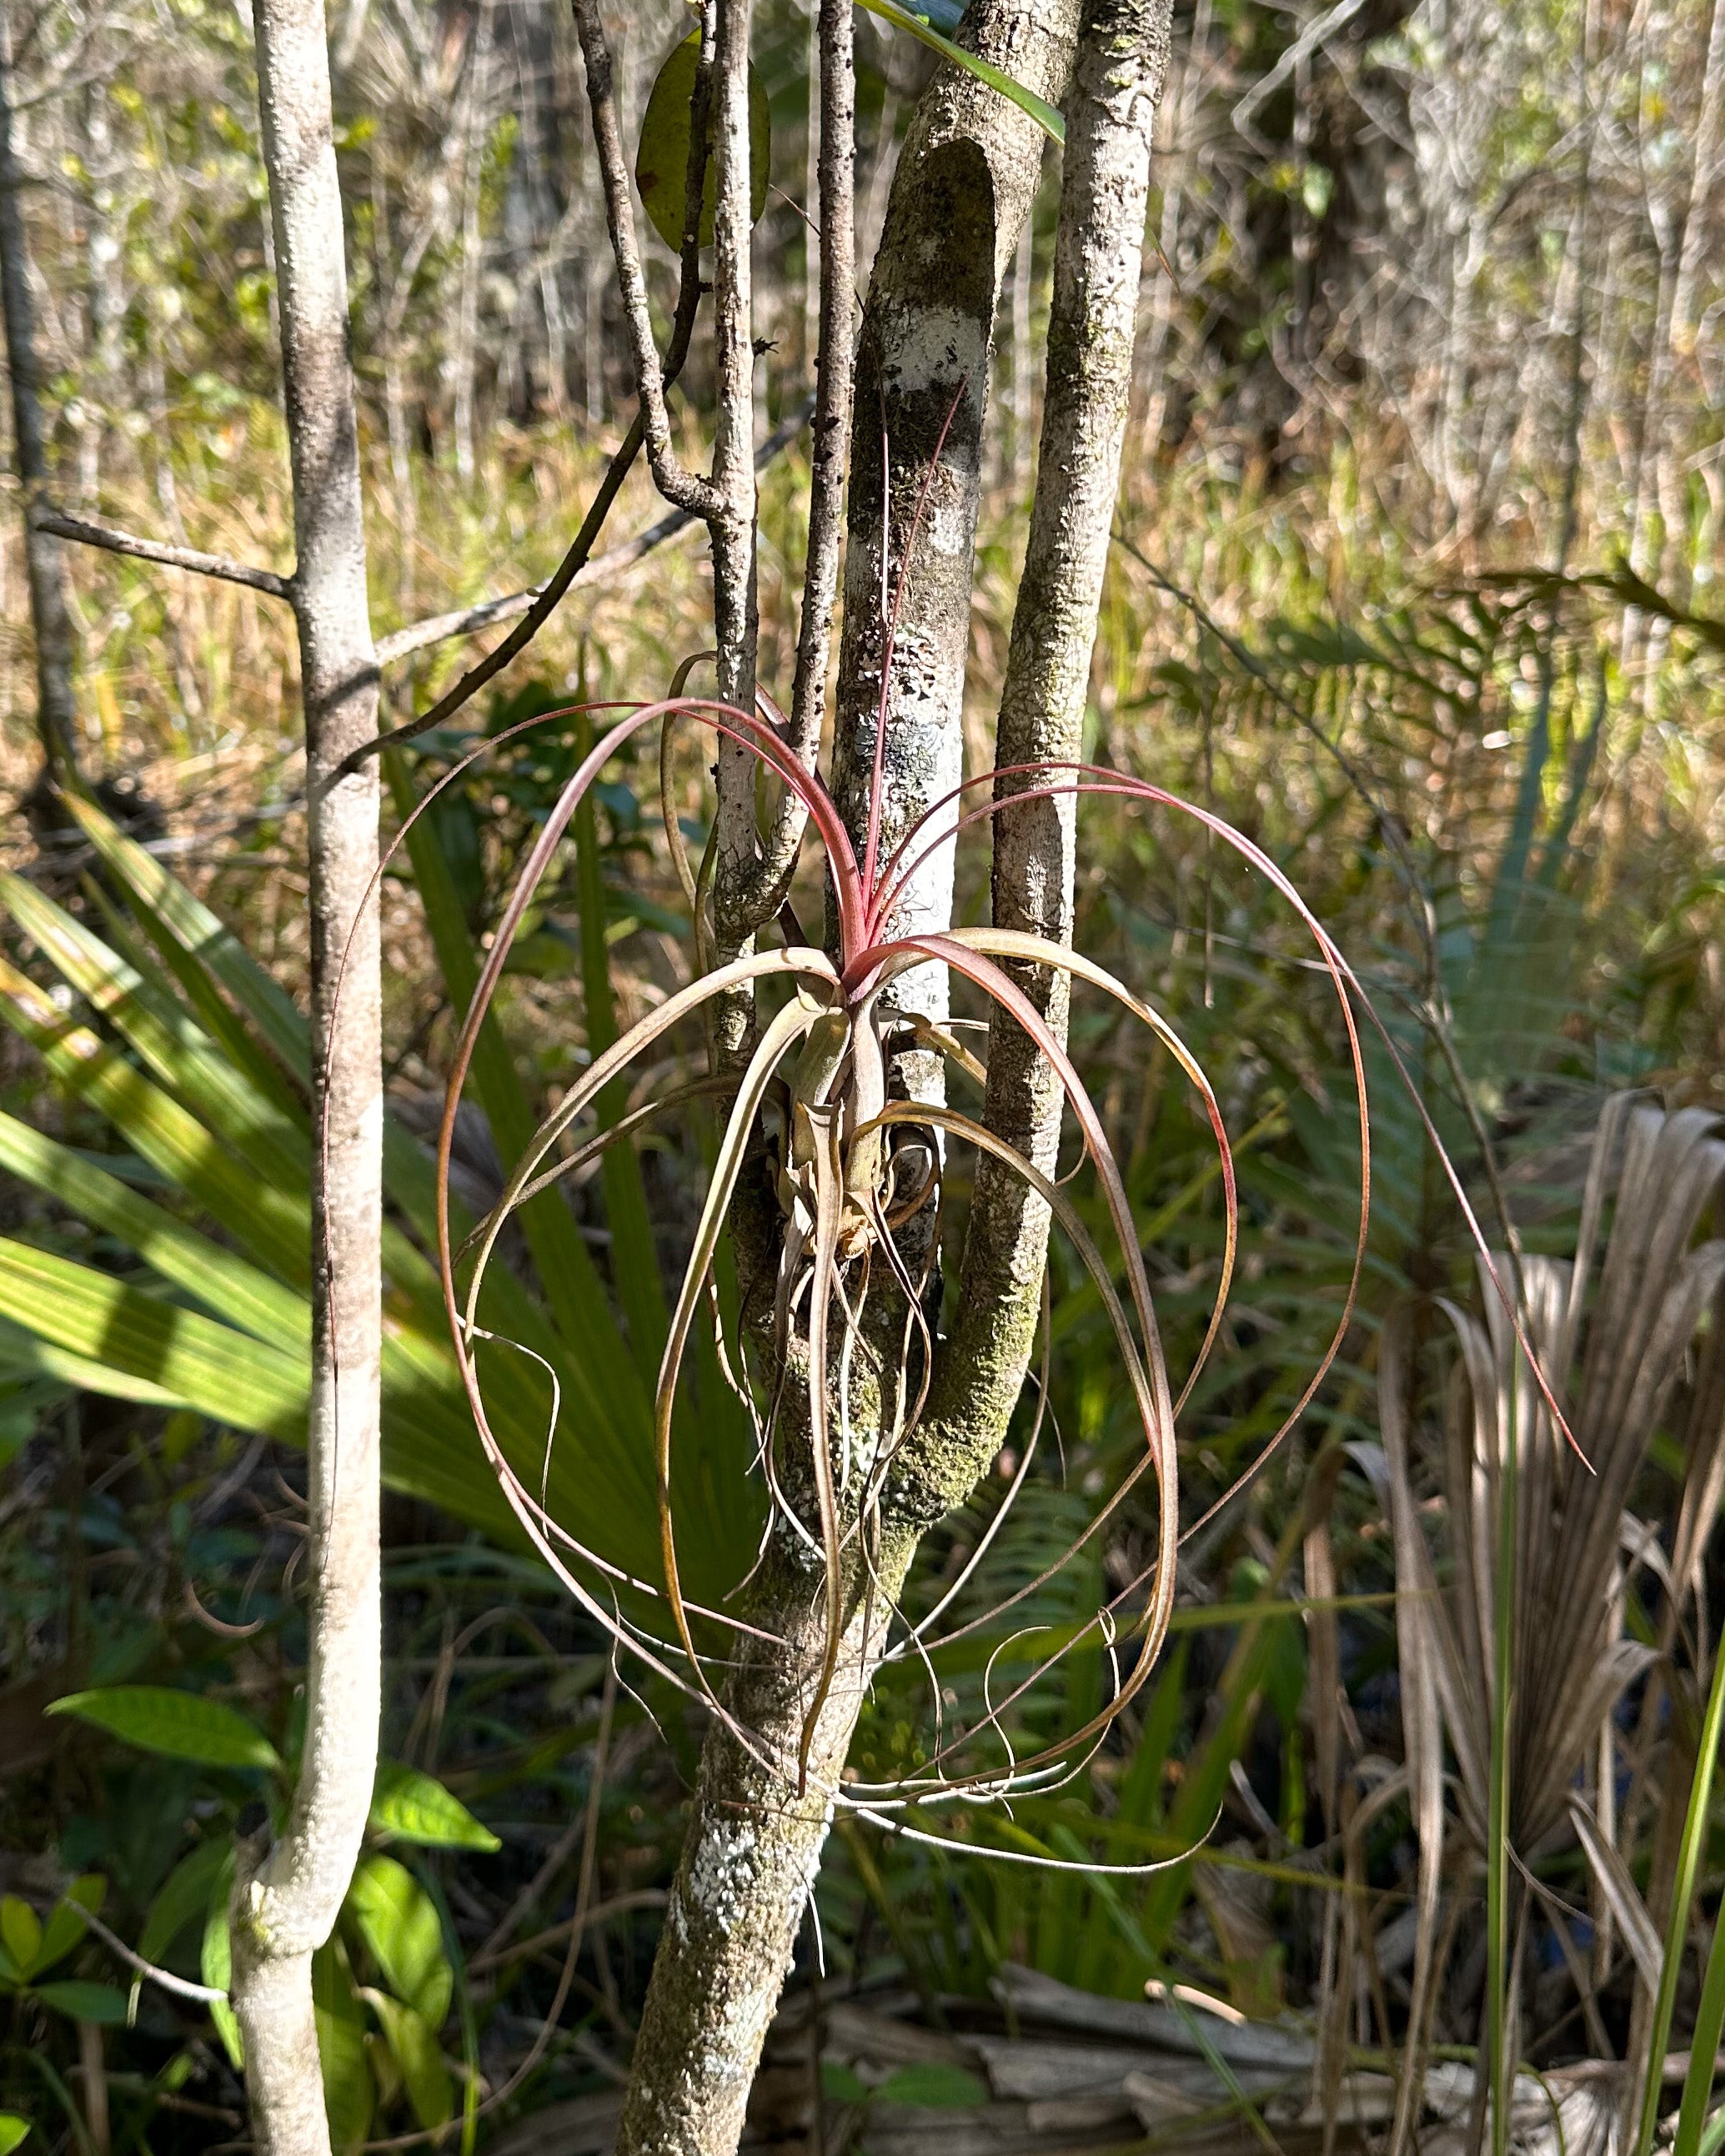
left=1638, top=1623, right=1725, bottom=2156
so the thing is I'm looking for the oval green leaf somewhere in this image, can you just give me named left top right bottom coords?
left=0, top=1901, right=41, bottom=1983
left=312, top=1942, right=372, bottom=2156
left=634, top=33, right=770, bottom=251
left=139, top=1842, right=230, bottom=1967
left=36, top=1877, right=105, bottom=1979
left=0, top=2114, right=31, bottom=2154
left=33, top=1980, right=130, bottom=2026
left=364, top=1992, right=454, bottom=2133
left=347, top=1855, right=452, bottom=2029
left=48, top=1687, right=280, bottom=1772
left=369, top=1762, right=499, bottom=1852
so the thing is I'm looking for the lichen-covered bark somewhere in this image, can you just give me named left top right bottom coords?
left=615, top=1532, right=914, bottom=2156
left=890, top=0, right=1174, bottom=1525
left=229, top=2, right=382, bottom=2148
left=829, top=0, right=1081, bottom=1056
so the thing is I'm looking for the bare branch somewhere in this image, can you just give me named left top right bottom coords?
left=0, top=12, right=78, bottom=779
left=569, top=0, right=721, bottom=523
left=707, top=0, right=766, bottom=1036
left=33, top=505, right=292, bottom=599
left=228, top=2, right=383, bottom=2150
left=332, top=5, right=725, bottom=785
left=740, top=0, right=856, bottom=923
left=74, top=1903, right=229, bottom=2007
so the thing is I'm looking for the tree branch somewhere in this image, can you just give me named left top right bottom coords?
left=706, top=0, right=767, bottom=1056
left=892, top=0, right=1174, bottom=1527
left=333, top=0, right=724, bottom=787
left=736, top=0, right=856, bottom=925
left=32, top=505, right=293, bottom=599
left=0, top=13, right=79, bottom=780
left=228, top=3, right=384, bottom=2151
left=569, top=0, right=721, bottom=523
left=74, top=1903, right=229, bottom=2007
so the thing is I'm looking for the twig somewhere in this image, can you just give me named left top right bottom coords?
left=74, top=1901, right=229, bottom=2006
left=570, top=0, right=720, bottom=522
left=32, top=506, right=292, bottom=599
left=467, top=1888, right=667, bottom=1977
left=742, top=0, right=857, bottom=925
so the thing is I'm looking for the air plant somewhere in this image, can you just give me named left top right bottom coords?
left=324, top=393, right=1584, bottom=1868
left=383, top=610, right=1381, bottom=1835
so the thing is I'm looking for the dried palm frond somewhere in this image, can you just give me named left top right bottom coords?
left=1375, top=1096, right=1725, bottom=2149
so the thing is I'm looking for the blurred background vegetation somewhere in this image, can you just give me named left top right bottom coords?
left=0, top=0, right=1722, bottom=2149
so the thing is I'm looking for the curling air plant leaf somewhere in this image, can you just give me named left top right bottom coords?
left=405, top=670, right=1392, bottom=1828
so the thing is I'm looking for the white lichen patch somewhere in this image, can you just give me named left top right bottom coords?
left=681, top=1818, right=761, bottom=1939
left=879, top=305, right=980, bottom=407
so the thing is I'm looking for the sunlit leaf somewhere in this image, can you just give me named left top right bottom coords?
left=364, top=1991, right=454, bottom=2131
left=855, top=0, right=1064, bottom=143
left=313, top=1940, right=373, bottom=2155
left=49, top=1687, right=280, bottom=1772
left=0, top=1902, right=41, bottom=1983
left=140, top=1843, right=231, bottom=1968
left=346, top=1855, right=452, bottom=2028
left=369, top=1762, right=499, bottom=1853
left=200, top=1858, right=243, bottom=2070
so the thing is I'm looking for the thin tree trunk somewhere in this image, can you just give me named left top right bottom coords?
left=0, top=11, right=79, bottom=780
left=893, top=0, right=1173, bottom=1529
left=828, top=0, right=1079, bottom=1055
left=613, top=7, right=1174, bottom=2150
left=228, top=3, right=383, bottom=2151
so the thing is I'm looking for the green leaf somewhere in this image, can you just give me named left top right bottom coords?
left=33, top=1982, right=129, bottom=2026
left=364, top=1992, right=454, bottom=2132
left=635, top=32, right=770, bottom=250
left=0, top=950, right=309, bottom=1287
left=855, top=0, right=1064, bottom=143
left=873, top=2063, right=989, bottom=2108
left=385, top=752, right=643, bottom=1422
left=0, top=2114, right=31, bottom=2154
left=0, top=1901, right=41, bottom=1983
left=200, top=1860, right=243, bottom=2071
left=369, top=1762, right=499, bottom=1853
left=35, top=1878, right=106, bottom=1978
left=0, top=1111, right=308, bottom=1351
left=313, top=1940, right=373, bottom=2155
left=48, top=1687, right=280, bottom=1772
left=820, top=2060, right=869, bottom=2104
left=140, top=1843, right=232, bottom=1967
left=347, top=1856, right=451, bottom=2028
left=58, top=792, right=460, bottom=1271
